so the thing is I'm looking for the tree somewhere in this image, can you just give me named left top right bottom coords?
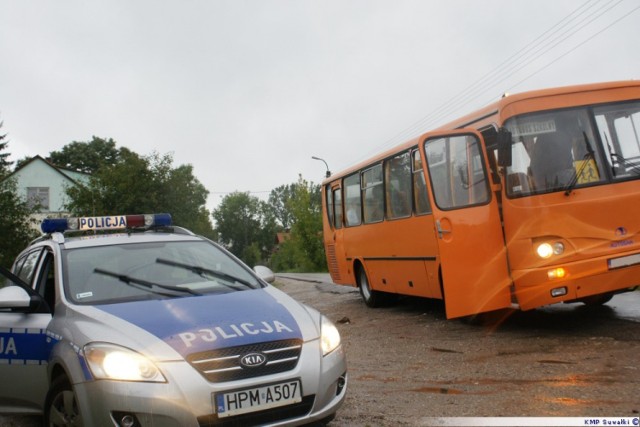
left=271, top=176, right=325, bottom=272
left=267, top=184, right=296, bottom=230
left=0, top=122, right=39, bottom=267
left=49, top=136, right=120, bottom=173
left=0, top=121, right=11, bottom=176
left=212, top=192, right=277, bottom=265
left=64, top=146, right=215, bottom=238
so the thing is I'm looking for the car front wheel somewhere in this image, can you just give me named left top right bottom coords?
left=44, top=376, right=83, bottom=427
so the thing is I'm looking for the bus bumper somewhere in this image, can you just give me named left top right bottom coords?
left=512, top=251, right=640, bottom=310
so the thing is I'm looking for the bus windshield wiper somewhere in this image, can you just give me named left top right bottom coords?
left=93, top=268, right=199, bottom=297
left=611, top=154, right=640, bottom=176
left=603, top=132, right=640, bottom=177
left=155, top=258, right=255, bottom=290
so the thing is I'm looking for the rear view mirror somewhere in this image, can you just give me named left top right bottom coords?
left=497, top=127, right=513, bottom=167
left=0, top=286, right=32, bottom=308
left=254, top=265, right=275, bottom=283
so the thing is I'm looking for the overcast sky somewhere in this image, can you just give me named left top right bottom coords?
left=1, top=0, right=638, bottom=211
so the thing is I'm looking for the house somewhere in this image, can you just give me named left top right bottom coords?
left=4, top=155, right=90, bottom=224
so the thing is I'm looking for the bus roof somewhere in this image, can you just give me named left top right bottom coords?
left=324, top=79, right=639, bottom=183
left=436, top=79, right=640, bottom=131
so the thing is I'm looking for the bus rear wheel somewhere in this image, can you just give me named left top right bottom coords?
left=357, top=266, right=394, bottom=307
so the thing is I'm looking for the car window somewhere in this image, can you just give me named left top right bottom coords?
left=63, top=240, right=262, bottom=305
left=14, top=249, right=43, bottom=286
left=0, top=267, right=26, bottom=290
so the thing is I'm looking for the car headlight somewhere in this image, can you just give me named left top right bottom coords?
left=320, top=316, right=341, bottom=356
left=84, top=343, right=166, bottom=382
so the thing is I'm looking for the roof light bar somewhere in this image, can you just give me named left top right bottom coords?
left=41, top=214, right=172, bottom=234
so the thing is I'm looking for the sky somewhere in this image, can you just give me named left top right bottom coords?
left=1, top=0, right=638, bottom=212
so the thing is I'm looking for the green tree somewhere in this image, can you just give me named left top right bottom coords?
left=0, top=121, right=11, bottom=175
left=49, top=136, right=120, bottom=173
left=267, top=184, right=296, bottom=230
left=212, top=192, right=277, bottom=264
left=271, top=176, right=325, bottom=272
left=0, top=123, right=39, bottom=267
left=65, top=147, right=215, bottom=238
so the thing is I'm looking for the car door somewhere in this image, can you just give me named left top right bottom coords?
left=0, top=264, right=52, bottom=412
left=422, top=130, right=512, bottom=318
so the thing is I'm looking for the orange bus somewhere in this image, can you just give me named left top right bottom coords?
left=320, top=80, right=640, bottom=319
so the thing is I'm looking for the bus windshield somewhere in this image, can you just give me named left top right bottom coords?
left=503, top=101, right=640, bottom=197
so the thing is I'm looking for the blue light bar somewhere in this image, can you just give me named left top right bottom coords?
left=41, top=214, right=172, bottom=234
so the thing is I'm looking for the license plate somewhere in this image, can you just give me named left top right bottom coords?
left=215, top=379, right=302, bottom=418
left=608, top=253, right=640, bottom=270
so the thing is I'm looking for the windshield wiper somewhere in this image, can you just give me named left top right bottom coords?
left=93, top=268, right=199, bottom=297
left=611, top=153, right=640, bottom=176
left=603, top=132, right=640, bottom=177
left=155, top=258, right=255, bottom=290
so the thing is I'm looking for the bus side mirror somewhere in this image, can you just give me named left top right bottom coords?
left=497, top=128, right=512, bottom=167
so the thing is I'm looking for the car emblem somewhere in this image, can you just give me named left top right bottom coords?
left=615, top=226, right=628, bottom=237
left=240, top=352, right=267, bottom=368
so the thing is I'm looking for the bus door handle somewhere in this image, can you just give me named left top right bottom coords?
left=436, top=220, right=451, bottom=239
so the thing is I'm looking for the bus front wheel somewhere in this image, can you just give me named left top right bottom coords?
left=357, top=266, right=393, bottom=307
left=578, top=292, right=614, bottom=306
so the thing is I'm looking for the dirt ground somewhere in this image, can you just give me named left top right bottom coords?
left=275, top=276, right=640, bottom=426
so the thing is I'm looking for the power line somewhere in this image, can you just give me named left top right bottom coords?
left=347, top=0, right=636, bottom=169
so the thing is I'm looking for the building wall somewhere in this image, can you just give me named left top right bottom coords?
left=11, top=158, right=79, bottom=215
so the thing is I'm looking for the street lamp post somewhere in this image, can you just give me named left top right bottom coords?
left=311, top=156, right=331, bottom=178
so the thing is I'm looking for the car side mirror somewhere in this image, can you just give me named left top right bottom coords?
left=497, top=127, right=513, bottom=167
left=253, top=265, right=275, bottom=283
left=0, top=286, right=32, bottom=309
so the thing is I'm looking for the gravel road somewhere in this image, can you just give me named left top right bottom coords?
left=2, top=276, right=639, bottom=427
left=275, top=275, right=640, bottom=426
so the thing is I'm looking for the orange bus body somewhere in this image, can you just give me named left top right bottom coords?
left=321, top=80, right=640, bottom=318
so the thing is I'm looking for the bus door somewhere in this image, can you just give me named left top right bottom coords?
left=422, top=130, right=512, bottom=318
left=324, top=182, right=350, bottom=285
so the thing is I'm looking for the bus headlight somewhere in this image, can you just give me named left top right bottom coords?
left=536, top=243, right=554, bottom=259
left=84, top=343, right=166, bottom=382
left=320, top=316, right=341, bottom=356
left=536, top=242, right=564, bottom=259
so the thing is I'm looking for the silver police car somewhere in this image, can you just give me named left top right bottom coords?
left=0, top=214, right=347, bottom=426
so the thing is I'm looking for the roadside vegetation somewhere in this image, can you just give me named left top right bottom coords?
left=0, top=128, right=325, bottom=272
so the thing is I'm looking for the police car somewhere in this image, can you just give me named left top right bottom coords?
left=0, top=214, right=347, bottom=426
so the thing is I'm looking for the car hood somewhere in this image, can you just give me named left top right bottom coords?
left=67, top=287, right=318, bottom=360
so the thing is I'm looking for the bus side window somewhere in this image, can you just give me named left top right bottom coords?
left=412, top=150, right=431, bottom=215
left=362, top=164, right=384, bottom=223
left=326, top=185, right=335, bottom=228
left=385, top=152, right=412, bottom=219
left=333, top=187, right=343, bottom=229
left=344, top=173, right=362, bottom=227
left=425, top=135, right=489, bottom=210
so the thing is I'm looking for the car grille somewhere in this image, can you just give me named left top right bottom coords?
left=186, top=339, right=303, bottom=383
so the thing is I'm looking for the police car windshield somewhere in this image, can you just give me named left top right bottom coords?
left=63, top=240, right=262, bottom=305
